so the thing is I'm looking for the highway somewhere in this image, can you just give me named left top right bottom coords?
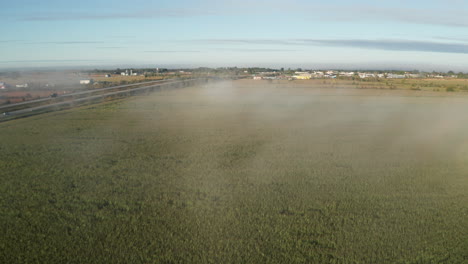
left=0, top=79, right=169, bottom=113
left=1, top=78, right=201, bottom=121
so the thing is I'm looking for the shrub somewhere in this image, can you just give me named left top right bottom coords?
left=446, top=87, right=455, bottom=92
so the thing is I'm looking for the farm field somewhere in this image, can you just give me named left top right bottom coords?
left=0, top=91, right=71, bottom=105
left=278, top=78, right=468, bottom=92
left=0, top=80, right=467, bottom=263
left=2, top=77, right=468, bottom=106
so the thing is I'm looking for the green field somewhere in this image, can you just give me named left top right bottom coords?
left=1, top=80, right=467, bottom=263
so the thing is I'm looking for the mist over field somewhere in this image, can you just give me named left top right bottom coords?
left=1, top=80, right=467, bottom=263
left=3, top=0, right=468, bottom=262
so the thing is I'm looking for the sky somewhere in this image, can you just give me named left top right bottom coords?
left=2, top=0, right=468, bottom=71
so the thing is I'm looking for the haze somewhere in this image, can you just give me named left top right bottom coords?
left=1, top=0, right=468, bottom=263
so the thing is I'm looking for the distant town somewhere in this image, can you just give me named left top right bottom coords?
left=237, top=67, right=468, bottom=80
left=1, top=67, right=468, bottom=91
left=1, top=67, right=468, bottom=106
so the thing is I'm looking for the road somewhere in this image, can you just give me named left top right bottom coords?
left=0, top=79, right=169, bottom=112
left=1, top=78, right=200, bottom=121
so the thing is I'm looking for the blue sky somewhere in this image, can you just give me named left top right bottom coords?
left=2, top=0, right=468, bottom=70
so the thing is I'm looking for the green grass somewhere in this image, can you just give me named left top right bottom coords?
left=1, top=81, right=467, bottom=263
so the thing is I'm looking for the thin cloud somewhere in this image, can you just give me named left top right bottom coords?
left=300, top=39, right=468, bottom=54
left=106, top=35, right=136, bottom=39
left=195, top=39, right=292, bottom=45
left=52, top=41, right=105, bottom=44
left=96, top=47, right=125, bottom=49
left=0, top=59, right=103, bottom=64
left=22, top=41, right=105, bottom=45
left=311, top=6, right=468, bottom=28
left=144, top=50, right=201, bottom=53
left=433, top=36, right=468, bottom=43
left=17, top=4, right=468, bottom=28
left=0, top=40, right=25, bottom=43
left=22, top=8, right=215, bottom=21
left=222, top=48, right=299, bottom=52
left=193, top=38, right=468, bottom=54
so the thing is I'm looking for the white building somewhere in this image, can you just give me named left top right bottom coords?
left=16, top=83, right=28, bottom=88
left=358, top=73, right=376, bottom=78
left=339, top=72, right=355, bottom=77
left=120, top=69, right=137, bottom=76
left=80, top=79, right=93, bottom=85
left=387, top=74, right=406, bottom=79
left=292, top=74, right=312, bottom=80
left=406, top=74, right=422, bottom=78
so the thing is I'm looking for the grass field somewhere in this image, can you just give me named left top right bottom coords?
left=283, top=78, right=468, bottom=92
left=1, top=80, right=467, bottom=263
